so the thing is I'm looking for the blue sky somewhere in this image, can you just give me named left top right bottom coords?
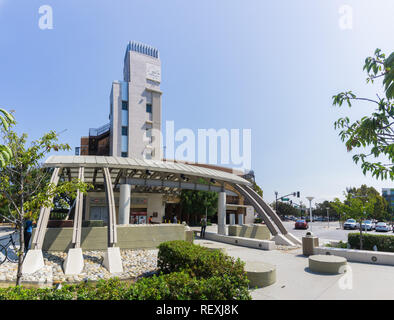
left=0, top=0, right=393, bottom=205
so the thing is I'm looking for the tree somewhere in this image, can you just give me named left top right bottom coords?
left=0, top=128, right=91, bottom=285
left=345, top=184, right=389, bottom=221
left=332, top=49, right=394, bottom=180
left=252, top=181, right=263, bottom=198
left=331, top=187, right=377, bottom=250
left=180, top=189, right=218, bottom=225
left=331, top=198, right=346, bottom=228
left=0, top=108, right=15, bottom=167
left=271, top=201, right=299, bottom=218
left=314, top=200, right=339, bottom=220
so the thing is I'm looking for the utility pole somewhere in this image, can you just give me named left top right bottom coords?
left=326, top=207, right=330, bottom=229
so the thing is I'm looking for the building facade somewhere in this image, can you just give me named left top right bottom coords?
left=110, top=41, right=162, bottom=160
left=382, top=188, right=394, bottom=212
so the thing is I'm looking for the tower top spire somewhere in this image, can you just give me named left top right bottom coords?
left=126, top=41, right=159, bottom=59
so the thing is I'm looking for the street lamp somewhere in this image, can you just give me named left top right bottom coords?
left=306, top=196, right=314, bottom=231
left=326, top=207, right=330, bottom=229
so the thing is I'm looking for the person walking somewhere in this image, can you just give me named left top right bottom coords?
left=24, top=215, right=33, bottom=252
left=200, top=216, right=207, bottom=238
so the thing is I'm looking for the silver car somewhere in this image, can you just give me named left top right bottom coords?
left=344, top=219, right=359, bottom=230
left=361, top=220, right=373, bottom=231
left=375, top=222, right=392, bottom=232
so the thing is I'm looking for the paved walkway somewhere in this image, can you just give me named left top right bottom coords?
left=194, top=238, right=394, bottom=300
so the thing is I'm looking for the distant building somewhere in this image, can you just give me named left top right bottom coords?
left=382, top=188, right=394, bottom=211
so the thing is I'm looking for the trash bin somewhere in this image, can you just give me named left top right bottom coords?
left=302, top=232, right=319, bottom=256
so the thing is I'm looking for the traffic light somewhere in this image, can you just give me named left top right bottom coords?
left=297, top=191, right=300, bottom=198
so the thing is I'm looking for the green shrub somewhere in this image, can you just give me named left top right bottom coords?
left=0, top=273, right=250, bottom=300
left=0, top=241, right=251, bottom=300
left=158, top=240, right=245, bottom=277
left=127, top=271, right=249, bottom=300
left=348, top=233, right=394, bottom=252
left=157, top=240, right=250, bottom=299
left=325, top=241, right=347, bottom=249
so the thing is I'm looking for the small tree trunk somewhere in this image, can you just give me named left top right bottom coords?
left=16, top=221, right=25, bottom=286
left=359, top=219, right=363, bottom=251
left=16, top=175, right=25, bottom=286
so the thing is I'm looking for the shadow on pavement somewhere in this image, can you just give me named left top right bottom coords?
left=303, top=267, right=340, bottom=276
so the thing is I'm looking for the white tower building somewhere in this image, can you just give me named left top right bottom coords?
left=109, top=41, right=162, bottom=160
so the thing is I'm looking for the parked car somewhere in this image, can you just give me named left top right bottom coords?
left=344, top=219, right=359, bottom=230
left=375, top=222, right=392, bottom=232
left=295, top=219, right=308, bottom=229
left=361, top=220, right=374, bottom=231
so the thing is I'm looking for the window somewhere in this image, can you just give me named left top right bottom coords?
left=122, top=101, right=128, bottom=110
left=145, top=150, right=152, bottom=160
left=122, top=126, right=128, bottom=136
left=121, top=152, right=128, bottom=157
left=146, top=128, right=152, bottom=143
left=146, top=103, right=152, bottom=113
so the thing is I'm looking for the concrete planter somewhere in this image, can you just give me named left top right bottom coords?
left=314, top=246, right=394, bottom=266
left=203, top=232, right=275, bottom=250
left=228, top=224, right=271, bottom=240
left=32, top=224, right=189, bottom=252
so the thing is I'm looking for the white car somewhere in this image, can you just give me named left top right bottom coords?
left=361, top=220, right=374, bottom=231
left=344, top=219, right=360, bottom=230
left=375, top=222, right=392, bottom=232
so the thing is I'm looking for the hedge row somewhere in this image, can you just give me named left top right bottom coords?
left=158, top=241, right=246, bottom=277
left=0, top=240, right=251, bottom=300
left=348, top=233, right=394, bottom=252
left=157, top=240, right=250, bottom=299
left=0, top=272, right=250, bottom=300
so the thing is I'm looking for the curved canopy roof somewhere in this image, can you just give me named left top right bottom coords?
left=44, top=156, right=251, bottom=186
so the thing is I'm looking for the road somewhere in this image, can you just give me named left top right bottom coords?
left=282, top=221, right=394, bottom=242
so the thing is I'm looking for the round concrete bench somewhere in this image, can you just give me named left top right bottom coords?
left=245, top=262, right=276, bottom=288
left=200, top=242, right=227, bottom=254
left=308, top=254, right=347, bottom=274
left=206, top=247, right=227, bottom=254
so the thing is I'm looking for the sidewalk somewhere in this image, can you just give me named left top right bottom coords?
left=194, top=238, right=394, bottom=300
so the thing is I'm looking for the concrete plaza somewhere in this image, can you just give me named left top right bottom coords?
left=194, top=236, right=394, bottom=300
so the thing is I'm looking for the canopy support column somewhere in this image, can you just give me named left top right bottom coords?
left=22, top=167, right=61, bottom=274
left=64, top=167, right=85, bottom=275
left=102, top=167, right=123, bottom=273
left=217, top=190, right=226, bottom=235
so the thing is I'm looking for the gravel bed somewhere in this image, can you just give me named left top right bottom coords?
left=0, top=249, right=158, bottom=285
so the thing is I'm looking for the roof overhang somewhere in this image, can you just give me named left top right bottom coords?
left=44, top=156, right=251, bottom=190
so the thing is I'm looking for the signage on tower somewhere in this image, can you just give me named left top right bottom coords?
left=146, top=63, right=161, bottom=82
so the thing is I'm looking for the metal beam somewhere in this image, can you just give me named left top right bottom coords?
left=71, top=167, right=84, bottom=248
left=103, top=167, right=117, bottom=247
left=31, top=167, right=61, bottom=250
left=113, top=169, right=124, bottom=187
left=92, top=168, right=99, bottom=185
left=125, top=177, right=238, bottom=196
